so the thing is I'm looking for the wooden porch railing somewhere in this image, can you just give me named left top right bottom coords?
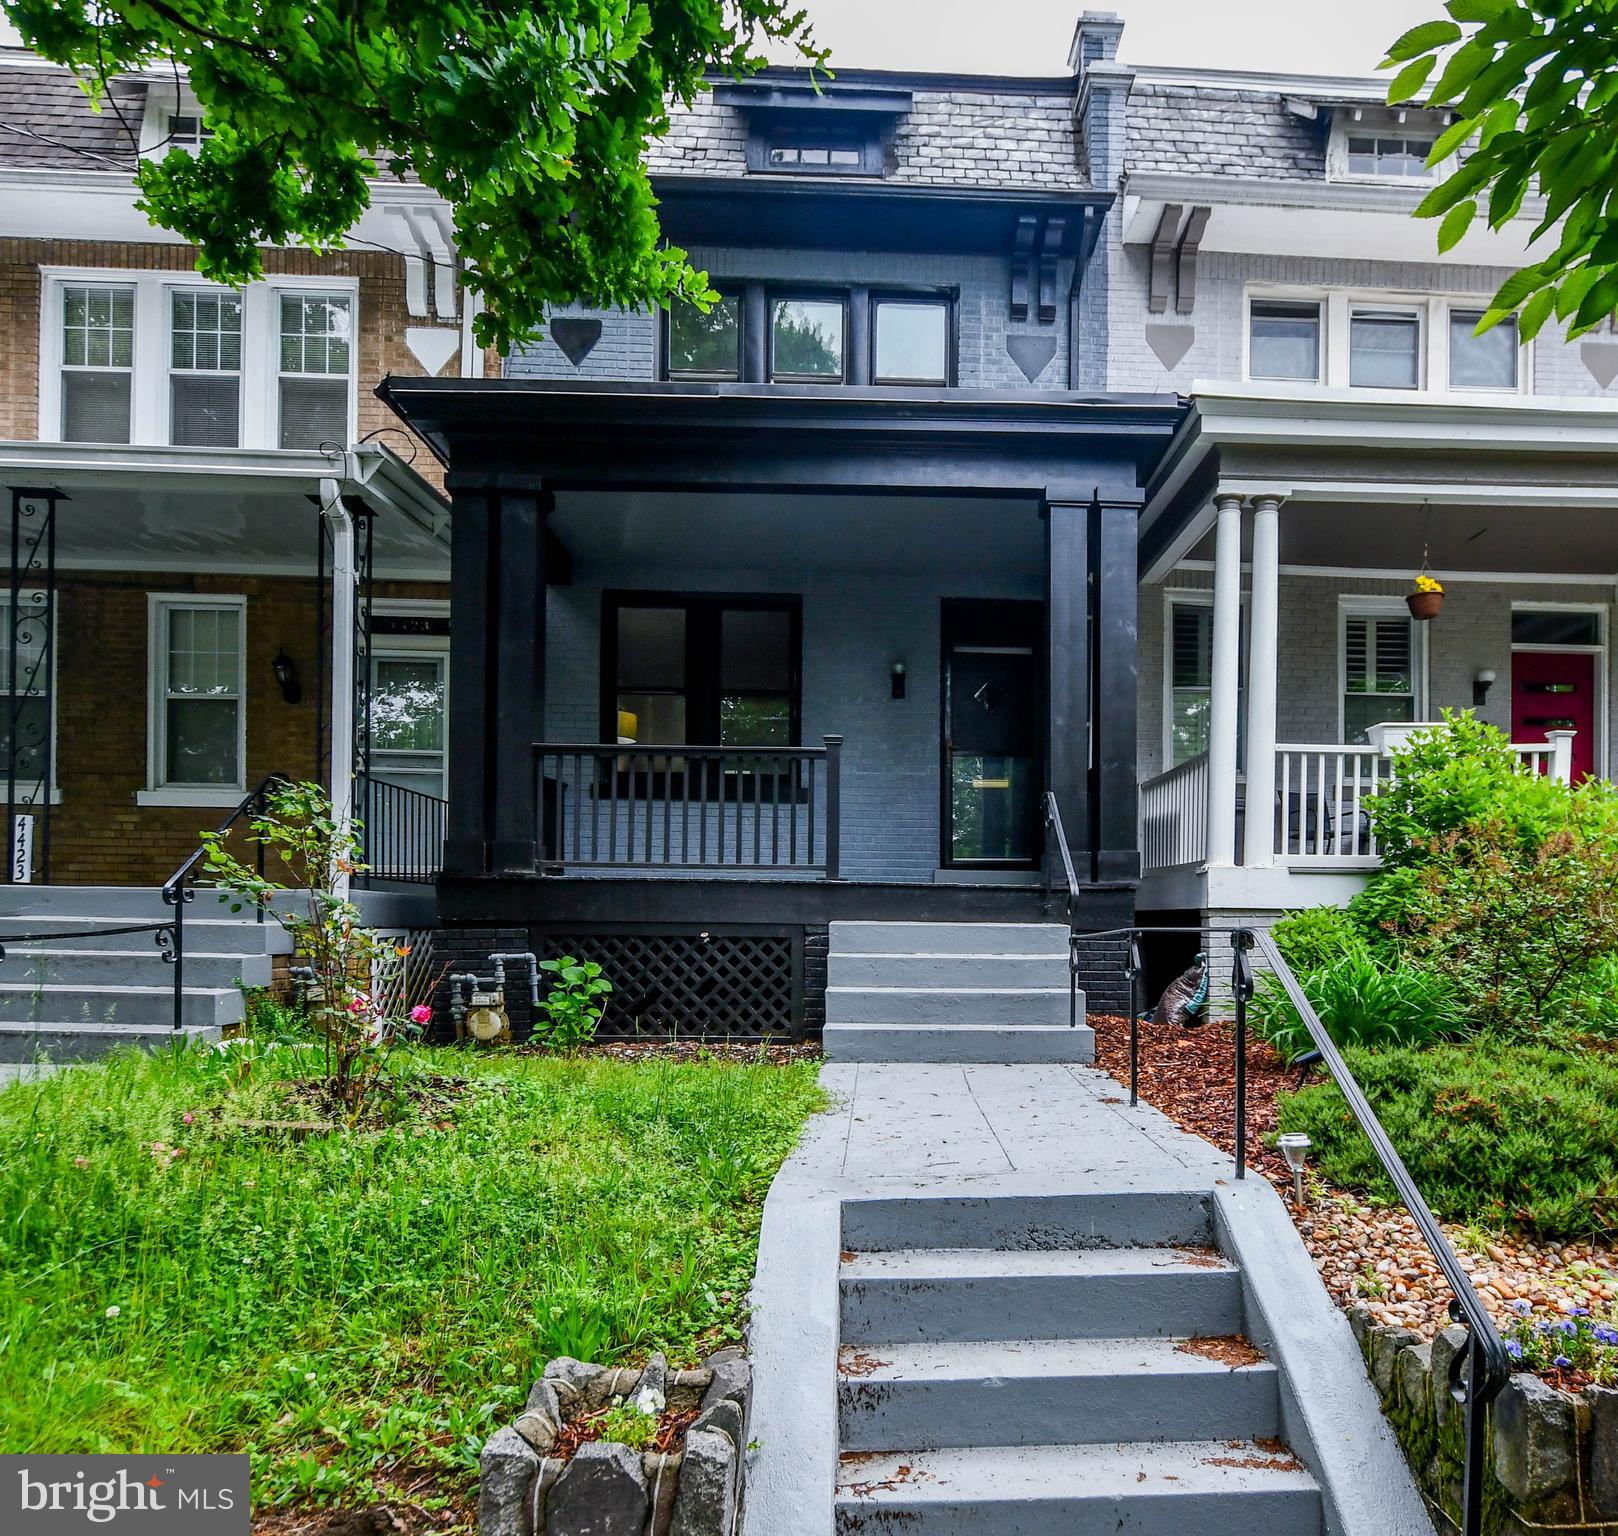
left=533, top=739, right=842, bottom=876
left=1139, top=750, right=1210, bottom=874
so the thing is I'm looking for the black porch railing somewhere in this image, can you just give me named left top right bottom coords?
left=357, top=775, right=447, bottom=883
left=534, top=739, right=841, bottom=876
left=1040, top=790, right=1083, bottom=1029
left=1097, top=923, right=1510, bottom=1536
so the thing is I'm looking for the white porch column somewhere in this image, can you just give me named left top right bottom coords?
left=321, top=475, right=356, bottom=902
left=1206, top=492, right=1244, bottom=868
left=1242, top=494, right=1283, bottom=866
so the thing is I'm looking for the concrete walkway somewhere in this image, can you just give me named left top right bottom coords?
left=743, top=1056, right=1432, bottom=1536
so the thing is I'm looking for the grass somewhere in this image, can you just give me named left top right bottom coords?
left=0, top=1038, right=824, bottom=1516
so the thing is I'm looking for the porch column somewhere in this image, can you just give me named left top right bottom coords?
left=444, top=474, right=551, bottom=876
left=1045, top=496, right=1091, bottom=884
left=1095, top=494, right=1143, bottom=881
left=1242, top=494, right=1283, bottom=867
left=1205, top=492, right=1243, bottom=868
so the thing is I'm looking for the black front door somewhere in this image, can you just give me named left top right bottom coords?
left=942, top=600, right=1041, bottom=867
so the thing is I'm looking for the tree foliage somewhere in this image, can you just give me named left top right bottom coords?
left=3, top=0, right=824, bottom=351
left=1383, top=1, right=1618, bottom=340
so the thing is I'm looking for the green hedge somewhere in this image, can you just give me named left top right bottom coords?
left=1277, top=1041, right=1618, bottom=1240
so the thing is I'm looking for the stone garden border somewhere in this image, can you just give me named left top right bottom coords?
left=1352, top=1307, right=1618, bottom=1533
left=481, top=1347, right=752, bottom=1536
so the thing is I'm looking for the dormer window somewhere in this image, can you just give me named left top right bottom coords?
left=1345, top=132, right=1434, bottom=179
left=748, top=124, right=881, bottom=176
left=167, top=113, right=212, bottom=152
left=1328, top=107, right=1448, bottom=183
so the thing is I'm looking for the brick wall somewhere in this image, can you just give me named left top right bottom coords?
left=0, top=237, right=487, bottom=480
left=46, top=568, right=444, bottom=885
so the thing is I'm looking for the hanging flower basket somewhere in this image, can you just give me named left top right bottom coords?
left=1407, top=574, right=1444, bottom=622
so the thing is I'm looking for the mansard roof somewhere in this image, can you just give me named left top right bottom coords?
left=0, top=60, right=144, bottom=171
left=1126, top=77, right=1324, bottom=182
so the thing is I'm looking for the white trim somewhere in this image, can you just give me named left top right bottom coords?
left=146, top=593, right=247, bottom=796
left=1337, top=595, right=1427, bottom=742
left=1173, top=559, right=1618, bottom=587
left=1325, top=106, right=1455, bottom=189
left=38, top=269, right=359, bottom=451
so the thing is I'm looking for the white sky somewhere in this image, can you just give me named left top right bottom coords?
left=772, top=0, right=1433, bottom=78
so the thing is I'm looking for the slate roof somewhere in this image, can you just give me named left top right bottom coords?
left=1126, top=80, right=1324, bottom=181
left=649, top=81, right=1088, bottom=192
left=0, top=63, right=145, bottom=171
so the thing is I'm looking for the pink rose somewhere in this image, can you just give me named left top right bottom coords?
left=410, top=1004, right=433, bottom=1025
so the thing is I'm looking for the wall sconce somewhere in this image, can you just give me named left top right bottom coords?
left=272, top=649, right=302, bottom=705
left=890, top=660, right=907, bottom=700
left=1473, top=668, right=1496, bottom=709
left=1277, top=1131, right=1312, bottom=1211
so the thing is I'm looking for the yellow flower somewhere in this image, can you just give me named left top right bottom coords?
left=1414, top=574, right=1444, bottom=594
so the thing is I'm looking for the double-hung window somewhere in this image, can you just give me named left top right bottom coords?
left=1166, top=596, right=1245, bottom=768
left=1248, top=300, right=1321, bottom=383
left=60, top=284, right=136, bottom=443
left=1349, top=307, right=1422, bottom=389
left=1448, top=308, right=1519, bottom=391
left=170, top=291, right=243, bottom=447
left=608, top=594, right=799, bottom=750
left=150, top=597, right=245, bottom=795
left=278, top=294, right=353, bottom=448
left=1342, top=607, right=1419, bottom=743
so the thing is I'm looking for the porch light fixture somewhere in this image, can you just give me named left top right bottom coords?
left=1277, top=1131, right=1312, bottom=1211
left=891, top=660, right=907, bottom=700
left=1473, top=668, right=1496, bottom=709
left=272, top=649, right=302, bottom=704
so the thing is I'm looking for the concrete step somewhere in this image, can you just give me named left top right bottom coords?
left=839, top=1246, right=1244, bottom=1346
left=838, top=1334, right=1279, bottom=1451
left=0, top=1022, right=222, bottom=1063
left=823, top=1023, right=1094, bottom=1065
left=829, top=922, right=1071, bottom=957
left=826, top=986, right=1073, bottom=1027
left=839, top=1190, right=1216, bottom=1255
left=0, top=983, right=244, bottom=1030
left=833, top=1439, right=1322, bottom=1535
left=828, top=953, right=1070, bottom=989
left=0, top=949, right=273, bottom=990
left=0, top=885, right=175, bottom=919
left=0, top=916, right=289, bottom=956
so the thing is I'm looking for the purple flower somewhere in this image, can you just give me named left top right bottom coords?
left=1505, top=1340, right=1523, bottom=1360
left=1553, top=1355, right=1572, bottom=1368
left=1560, top=1320, right=1578, bottom=1337
left=1571, top=1307, right=1591, bottom=1317
left=1508, top=1299, right=1532, bottom=1317
left=1594, top=1327, right=1618, bottom=1347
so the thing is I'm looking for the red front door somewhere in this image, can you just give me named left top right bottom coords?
left=1512, top=651, right=1597, bottom=781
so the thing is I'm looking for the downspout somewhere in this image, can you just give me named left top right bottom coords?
left=321, top=472, right=356, bottom=902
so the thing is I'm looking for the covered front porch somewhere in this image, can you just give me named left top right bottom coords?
left=1133, top=385, right=1618, bottom=915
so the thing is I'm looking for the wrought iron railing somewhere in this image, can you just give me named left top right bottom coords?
left=1104, top=923, right=1510, bottom=1536
left=357, top=775, right=447, bottom=882
left=533, top=740, right=842, bottom=876
left=160, top=775, right=281, bottom=1032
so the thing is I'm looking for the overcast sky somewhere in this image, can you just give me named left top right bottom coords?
left=3, top=1, right=1433, bottom=78
left=773, top=0, right=1433, bottom=78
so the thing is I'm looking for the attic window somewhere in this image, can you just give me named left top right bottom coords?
left=1346, top=133, right=1434, bottom=178
left=165, top=113, right=213, bottom=152
left=746, top=124, right=882, bottom=177
left=1329, top=108, right=1446, bottom=183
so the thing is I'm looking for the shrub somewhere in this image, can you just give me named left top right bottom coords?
left=532, top=957, right=612, bottom=1052
left=1270, top=906, right=1372, bottom=971
left=1250, top=949, right=1462, bottom=1063
left=1276, top=1041, right=1618, bottom=1240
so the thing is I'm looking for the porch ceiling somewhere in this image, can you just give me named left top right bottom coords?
left=551, top=490, right=1045, bottom=579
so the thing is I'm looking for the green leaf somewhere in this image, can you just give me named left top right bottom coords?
left=1384, top=18, right=1464, bottom=63
left=1517, top=287, right=1556, bottom=341
left=1446, top=0, right=1507, bottom=17
left=1427, top=42, right=1493, bottom=104
left=1488, top=263, right=1548, bottom=313
left=1437, top=199, right=1478, bottom=251
left=1387, top=53, right=1439, bottom=102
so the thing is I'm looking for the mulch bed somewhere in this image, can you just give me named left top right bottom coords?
left=563, top=1039, right=821, bottom=1065
left=554, top=1403, right=702, bottom=1460
left=252, top=1486, right=470, bottom=1536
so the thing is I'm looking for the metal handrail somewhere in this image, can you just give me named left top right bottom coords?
left=158, top=775, right=283, bottom=1032
left=1040, top=792, right=1082, bottom=1029
left=1100, top=921, right=1511, bottom=1536
left=356, top=774, right=448, bottom=882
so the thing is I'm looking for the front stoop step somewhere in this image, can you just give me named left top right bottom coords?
left=0, top=1022, right=221, bottom=1063
left=837, top=1335, right=1280, bottom=1450
left=824, top=921, right=1084, bottom=1064
left=833, top=1440, right=1323, bottom=1535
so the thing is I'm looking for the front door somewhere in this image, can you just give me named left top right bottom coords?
left=942, top=600, right=1041, bottom=867
left=1512, top=650, right=1596, bottom=782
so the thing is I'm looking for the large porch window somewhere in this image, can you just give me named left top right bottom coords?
left=147, top=595, right=245, bottom=797
left=605, top=593, right=799, bottom=748
left=1166, top=594, right=1244, bottom=768
left=1341, top=603, right=1420, bottom=743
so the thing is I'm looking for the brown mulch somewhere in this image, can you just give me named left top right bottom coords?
left=1176, top=1334, right=1268, bottom=1369
left=563, top=1038, right=821, bottom=1065
left=554, top=1403, right=701, bottom=1460
left=1090, top=1012, right=1295, bottom=1190
left=252, top=1487, right=469, bottom=1536
left=279, top=1074, right=472, bottom=1132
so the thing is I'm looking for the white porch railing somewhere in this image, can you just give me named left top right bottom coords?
left=1139, top=750, right=1210, bottom=873
left=1139, top=729, right=1577, bottom=877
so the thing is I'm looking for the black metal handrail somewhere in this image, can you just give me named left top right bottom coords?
left=1040, top=791, right=1082, bottom=1030
left=533, top=740, right=842, bottom=877
left=357, top=774, right=447, bottom=882
left=1100, top=922, right=1511, bottom=1536
left=159, top=775, right=283, bottom=1033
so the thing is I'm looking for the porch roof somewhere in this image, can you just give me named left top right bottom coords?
left=377, top=378, right=1185, bottom=501
left=1140, top=385, right=1618, bottom=581
left=0, top=440, right=449, bottom=578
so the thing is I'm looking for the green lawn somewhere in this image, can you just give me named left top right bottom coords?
left=0, top=1040, right=823, bottom=1517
